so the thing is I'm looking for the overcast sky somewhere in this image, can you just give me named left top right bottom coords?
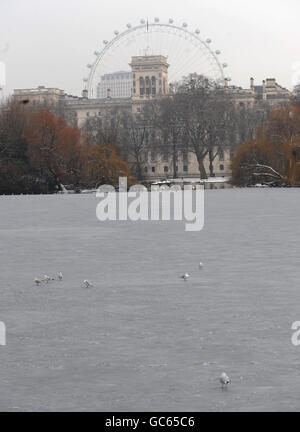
left=0, top=0, right=299, bottom=97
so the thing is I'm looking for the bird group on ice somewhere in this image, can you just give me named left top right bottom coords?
left=34, top=261, right=230, bottom=389
left=34, top=272, right=93, bottom=289
left=180, top=262, right=204, bottom=281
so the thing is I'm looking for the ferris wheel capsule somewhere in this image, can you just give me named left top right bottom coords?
left=195, top=29, right=200, bottom=34
left=227, top=77, right=232, bottom=82
left=127, top=23, right=132, bottom=28
left=114, top=30, right=119, bottom=35
left=182, top=22, right=188, bottom=28
left=83, top=78, right=88, bottom=82
left=103, top=40, right=108, bottom=45
left=87, top=64, right=93, bottom=69
left=206, top=38, right=212, bottom=43
left=215, top=50, right=221, bottom=55
left=222, top=63, right=228, bottom=68
left=140, top=19, right=145, bottom=24
left=154, top=17, right=159, bottom=23
left=169, top=18, right=174, bottom=24
left=94, top=51, right=100, bottom=56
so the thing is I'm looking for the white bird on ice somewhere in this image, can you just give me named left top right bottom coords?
left=58, top=272, right=63, bottom=281
left=181, top=273, right=190, bottom=281
left=43, top=275, right=51, bottom=283
left=83, top=280, right=93, bottom=288
left=34, top=278, right=42, bottom=286
left=199, top=262, right=204, bottom=269
left=220, top=372, right=230, bottom=389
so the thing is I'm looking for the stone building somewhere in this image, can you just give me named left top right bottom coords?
left=225, top=77, right=291, bottom=108
left=13, top=86, right=72, bottom=105
left=13, top=58, right=292, bottom=181
left=130, top=55, right=169, bottom=100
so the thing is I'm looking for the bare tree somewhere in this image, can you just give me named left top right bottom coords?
left=119, top=110, right=151, bottom=180
left=176, top=74, right=231, bottom=179
left=83, top=108, right=123, bottom=147
left=145, top=96, right=185, bottom=178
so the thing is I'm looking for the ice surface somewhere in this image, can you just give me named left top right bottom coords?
left=0, top=189, right=300, bottom=411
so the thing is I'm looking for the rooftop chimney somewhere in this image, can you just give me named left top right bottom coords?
left=262, top=80, right=267, bottom=100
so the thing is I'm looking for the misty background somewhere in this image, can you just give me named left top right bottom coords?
left=0, top=0, right=299, bottom=97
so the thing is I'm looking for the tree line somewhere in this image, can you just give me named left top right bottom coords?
left=231, top=85, right=300, bottom=186
left=0, top=100, right=130, bottom=194
left=231, top=102, right=300, bottom=186
left=83, top=74, right=267, bottom=181
left=0, top=73, right=283, bottom=194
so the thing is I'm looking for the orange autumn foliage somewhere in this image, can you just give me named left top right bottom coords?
left=83, top=144, right=130, bottom=187
left=232, top=105, right=300, bottom=186
left=26, top=110, right=131, bottom=189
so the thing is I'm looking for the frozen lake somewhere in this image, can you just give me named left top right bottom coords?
left=0, top=189, right=300, bottom=411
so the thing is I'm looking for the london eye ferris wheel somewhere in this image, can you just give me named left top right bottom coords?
left=84, top=18, right=230, bottom=98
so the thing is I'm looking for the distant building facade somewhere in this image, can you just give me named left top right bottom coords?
left=130, top=55, right=169, bottom=100
left=225, top=77, right=291, bottom=108
left=13, top=58, right=292, bottom=181
left=97, top=71, right=132, bottom=99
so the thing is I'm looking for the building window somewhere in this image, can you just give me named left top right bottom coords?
left=164, top=166, right=169, bottom=173
left=183, top=165, right=188, bottom=172
left=144, top=166, right=148, bottom=173
left=162, top=152, right=168, bottom=162
left=182, top=152, right=188, bottom=162
left=291, top=147, right=300, bottom=163
left=220, top=164, right=224, bottom=171
left=219, top=149, right=224, bottom=161
left=151, top=152, right=156, bottom=162
left=152, top=167, right=155, bottom=173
